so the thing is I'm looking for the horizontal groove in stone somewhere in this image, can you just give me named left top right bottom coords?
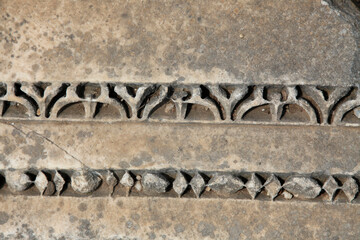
left=1, top=169, right=359, bottom=204
left=0, top=81, right=358, bottom=126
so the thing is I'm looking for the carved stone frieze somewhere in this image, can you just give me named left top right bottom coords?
left=0, top=82, right=358, bottom=126
left=1, top=168, right=359, bottom=203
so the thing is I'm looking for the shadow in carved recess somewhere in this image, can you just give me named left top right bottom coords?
left=2, top=102, right=29, bottom=118
left=57, top=102, right=85, bottom=119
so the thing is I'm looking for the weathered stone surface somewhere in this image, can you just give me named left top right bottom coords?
left=34, top=171, right=48, bottom=195
left=119, top=171, right=134, bottom=188
left=190, top=172, right=206, bottom=198
left=283, top=176, right=321, bottom=199
left=0, top=196, right=359, bottom=239
left=322, top=176, right=340, bottom=201
left=283, top=190, right=294, bottom=200
left=0, top=122, right=358, bottom=174
left=245, top=173, right=263, bottom=199
left=207, top=173, right=244, bottom=196
left=105, top=170, right=117, bottom=196
left=264, top=174, right=282, bottom=200
left=342, top=177, right=359, bottom=201
left=1, top=0, right=359, bottom=86
left=5, top=170, right=32, bottom=192
left=0, top=0, right=359, bottom=238
left=71, top=170, right=102, bottom=194
left=53, top=170, right=65, bottom=196
left=141, top=172, right=169, bottom=194
left=173, top=171, right=188, bottom=197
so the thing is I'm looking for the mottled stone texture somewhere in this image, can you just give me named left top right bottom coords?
left=0, top=122, right=359, bottom=174
left=0, top=196, right=359, bottom=239
left=0, top=0, right=359, bottom=86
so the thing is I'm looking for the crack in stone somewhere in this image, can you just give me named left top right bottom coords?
left=0, top=122, right=88, bottom=168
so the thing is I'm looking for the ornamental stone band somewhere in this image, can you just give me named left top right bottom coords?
left=0, top=0, right=359, bottom=239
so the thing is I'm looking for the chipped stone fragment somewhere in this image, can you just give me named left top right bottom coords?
left=264, top=174, right=282, bottom=200
left=189, top=172, right=206, bottom=198
left=34, top=171, right=48, bottom=195
left=322, top=176, right=339, bottom=201
left=246, top=173, right=263, bottom=199
left=134, top=181, right=142, bottom=192
left=71, top=170, right=102, bottom=194
left=207, top=173, right=244, bottom=196
left=5, top=170, right=32, bottom=192
left=283, top=176, right=321, bottom=199
left=342, top=177, right=359, bottom=202
left=282, top=190, right=293, bottom=200
left=173, top=171, right=188, bottom=197
left=105, top=170, right=118, bottom=196
left=141, top=172, right=169, bottom=193
left=54, top=171, right=65, bottom=196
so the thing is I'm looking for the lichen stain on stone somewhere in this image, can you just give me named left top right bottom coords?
left=0, top=212, right=10, bottom=225
left=77, top=219, right=97, bottom=239
left=76, top=130, right=93, bottom=139
left=197, top=221, right=216, bottom=238
left=77, top=203, right=88, bottom=212
left=21, top=133, right=47, bottom=164
left=130, top=151, right=152, bottom=167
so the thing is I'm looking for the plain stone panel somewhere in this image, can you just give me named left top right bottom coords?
left=0, top=196, right=359, bottom=239
left=0, top=121, right=358, bottom=174
left=1, top=0, right=359, bottom=86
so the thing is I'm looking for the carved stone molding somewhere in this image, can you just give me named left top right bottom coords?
left=0, top=82, right=359, bottom=126
left=1, top=169, right=359, bottom=203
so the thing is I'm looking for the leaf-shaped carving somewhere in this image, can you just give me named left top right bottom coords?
left=113, top=84, right=158, bottom=119
left=51, top=83, right=127, bottom=119
left=170, top=85, right=222, bottom=120
left=234, top=86, right=318, bottom=123
left=301, top=86, right=351, bottom=124
left=206, top=85, right=248, bottom=121
left=16, top=82, right=65, bottom=118
left=0, top=83, right=38, bottom=117
left=332, top=87, right=360, bottom=125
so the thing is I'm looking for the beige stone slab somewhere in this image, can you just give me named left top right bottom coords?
left=0, top=196, right=359, bottom=239
left=0, top=121, right=358, bottom=174
left=1, top=0, right=359, bottom=86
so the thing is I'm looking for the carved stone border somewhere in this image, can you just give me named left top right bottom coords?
left=0, top=82, right=358, bottom=126
left=2, top=169, right=359, bottom=203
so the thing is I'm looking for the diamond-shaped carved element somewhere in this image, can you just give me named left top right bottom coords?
left=246, top=173, right=263, bottom=199
left=105, top=170, right=118, bottom=196
left=283, top=176, right=321, bottom=199
left=54, top=171, right=65, bottom=196
left=322, top=176, right=339, bottom=201
left=190, top=172, right=206, bottom=198
left=120, top=171, right=134, bottom=188
left=35, top=171, right=48, bottom=195
left=264, top=174, right=282, bottom=200
left=342, top=177, right=359, bottom=202
left=207, top=173, right=244, bottom=196
left=71, top=170, right=102, bottom=194
left=173, top=171, right=188, bottom=197
left=5, top=170, right=32, bottom=192
left=141, top=172, right=170, bottom=193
